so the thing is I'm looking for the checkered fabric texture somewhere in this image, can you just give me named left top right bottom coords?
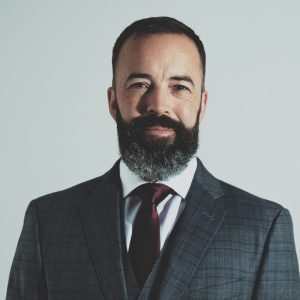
left=6, top=159, right=300, bottom=299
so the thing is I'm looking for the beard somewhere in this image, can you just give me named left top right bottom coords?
left=116, top=106, right=200, bottom=182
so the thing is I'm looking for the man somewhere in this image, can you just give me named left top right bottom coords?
left=6, top=17, right=300, bottom=299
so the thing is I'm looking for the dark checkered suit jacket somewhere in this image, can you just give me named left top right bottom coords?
left=6, top=158, right=300, bottom=299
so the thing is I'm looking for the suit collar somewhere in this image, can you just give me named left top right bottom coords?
left=193, top=157, right=224, bottom=200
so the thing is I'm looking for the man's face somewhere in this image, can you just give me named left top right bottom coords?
left=108, top=33, right=207, bottom=134
left=107, top=33, right=208, bottom=181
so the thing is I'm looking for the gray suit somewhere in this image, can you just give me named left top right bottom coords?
left=6, top=159, right=300, bottom=299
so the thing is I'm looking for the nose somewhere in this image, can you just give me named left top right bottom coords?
left=145, top=87, right=170, bottom=115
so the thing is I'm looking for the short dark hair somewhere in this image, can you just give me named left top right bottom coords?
left=112, top=16, right=206, bottom=89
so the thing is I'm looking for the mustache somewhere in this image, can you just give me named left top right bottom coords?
left=129, top=114, right=184, bottom=131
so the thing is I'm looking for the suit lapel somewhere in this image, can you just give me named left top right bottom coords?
left=79, top=161, right=128, bottom=300
left=149, top=159, right=227, bottom=299
left=78, top=158, right=226, bottom=299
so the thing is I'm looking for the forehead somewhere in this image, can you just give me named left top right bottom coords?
left=115, top=33, right=202, bottom=81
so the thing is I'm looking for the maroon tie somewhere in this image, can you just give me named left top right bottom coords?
left=129, top=183, right=173, bottom=288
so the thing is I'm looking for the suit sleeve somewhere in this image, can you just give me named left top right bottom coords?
left=6, top=200, right=48, bottom=300
left=253, top=208, right=300, bottom=299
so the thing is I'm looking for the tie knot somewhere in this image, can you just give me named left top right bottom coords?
left=133, top=183, right=174, bottom=207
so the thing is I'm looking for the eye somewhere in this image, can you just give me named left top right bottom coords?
left=128, top=82, right=150, bottom=89
left=172, top=84, right=191, bottom=92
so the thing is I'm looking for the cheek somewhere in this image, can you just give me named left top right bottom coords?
left=117, top=100, right=140, bottom=122
left=175, top=106, right=199, bottom=127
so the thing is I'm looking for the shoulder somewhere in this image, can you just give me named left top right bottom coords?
left=30, top=160, right=120, bottom=212
left=219, top=179, right=283, bottom=210
left=196, top=158, right=284, bottom=215
left=195, top=158, right=286, bottom=225
left=216, top=179, right=287, bottom=230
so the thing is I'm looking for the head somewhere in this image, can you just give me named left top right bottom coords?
left=107, top=17, right=208, bottom=182
left=111, top=16, right=206, bottom=90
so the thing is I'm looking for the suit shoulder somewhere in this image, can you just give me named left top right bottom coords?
left=31, top=163, right=118, bottom=211
left=218, top=180, right=284, bottom=218
left=196, top=158, right=284, bottom=217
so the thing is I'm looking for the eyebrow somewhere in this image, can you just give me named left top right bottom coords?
left=126, top=73, right=152, bottom=83
left=126, top=73, right=194, bottom=87
left=170, top=76, right=194, bottom=87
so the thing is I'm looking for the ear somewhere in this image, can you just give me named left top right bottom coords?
left=199, top=90, right=208, bottom=123
left=107, top=87, right=117, bottom=121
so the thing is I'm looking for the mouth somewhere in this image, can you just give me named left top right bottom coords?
left=144, top=126, right=175, bottom=137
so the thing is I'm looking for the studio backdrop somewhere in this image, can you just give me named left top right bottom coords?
left=1, top=1, right=299, bottom=298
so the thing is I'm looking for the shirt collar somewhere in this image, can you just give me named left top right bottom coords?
left=119, top=156, right=197, bottom=199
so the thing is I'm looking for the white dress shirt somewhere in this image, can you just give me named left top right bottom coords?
left=119, top=157, right=197, bottom=251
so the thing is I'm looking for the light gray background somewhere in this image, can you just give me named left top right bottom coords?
left=1, top=0, right=299, bottom=297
